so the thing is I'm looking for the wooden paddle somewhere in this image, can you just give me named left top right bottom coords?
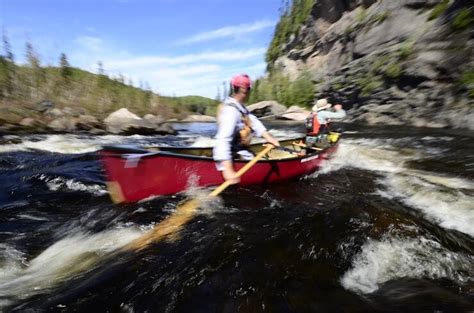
left=126, top=144, right=275, bottom=251
left=292, top=141, right=323, bottom=151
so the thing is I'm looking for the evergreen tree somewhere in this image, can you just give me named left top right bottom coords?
left=97, top=61, right=107, bottom=87
left=0, top=31, right=14, bottom=97
left=97, top=61, right=104, bottom=75
left=59, top=52, right=72, bottom=81
left=25, top=40, right=45, bottom=94
left=289, top=70, right=314, bottom=107
left=215, top=86, right=221, bottom=102
left=3, top=31, right=14, bottom=63
left=26, top=41, right=40, bottom=69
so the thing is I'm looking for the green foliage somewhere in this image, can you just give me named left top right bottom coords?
left=399, top=41, right=414, bottom=59
left=374, top=11, right=389, bottom=24
left=356, top=75, right=383, bottom=96
left=160, top=95, right=219, bottom=116
left=288, top=70, right=315, bottom=106
left=59, top=53, right=72, bottom=84
left=385, top=62, right=402, bottom=79
left=0, top=42, right=217, bottom=120
left=248, top=70, right=314, bottom=107
left=461, top=70, right=474, bottom=98
left=356, top=7, right=367, bottom=24
left=429, top=0, right=449, bottom=20
left=266, top=0, right=315, bottom=64
left=372, top=55, right=391, bottom=72
left=451, top=8, right=474, bottom=31
left=333, top=82, right=345, bottom=90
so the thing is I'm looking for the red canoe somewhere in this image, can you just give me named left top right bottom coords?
left=100, top=137, right=339, bottom=203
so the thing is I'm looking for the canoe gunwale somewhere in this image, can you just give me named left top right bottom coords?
left=100, top=145, right=333, bottom=164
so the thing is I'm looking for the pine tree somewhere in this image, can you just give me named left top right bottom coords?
left=3, top=31, right=14, bottom=63
left=26, top=41, right=40, bottom=69
left=215, top=86, right=221, bottom=101
left=1, top=31, right=15, bottom=97
left=97, top=61, right=105, bottom=75
left=25, top=40, right=45, bottom=97
left=59, top=52, right=72, bottom=81
left=97, top=61, right=107, bottom=87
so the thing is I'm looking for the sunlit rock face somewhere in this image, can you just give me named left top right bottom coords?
left=271, top=0, right=473, bottom=129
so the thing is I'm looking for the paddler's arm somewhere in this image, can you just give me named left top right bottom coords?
left=213, top=106, right=240, bottom=184
left=248, top=114, right=280, bottom=147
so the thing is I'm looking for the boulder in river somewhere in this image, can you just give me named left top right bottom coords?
left=104, top=108, right=176, bottom=135
left=279, top=105, right=310, bottom=121
left=75, top=115, right=102, bottom=131
left=247, top=101, right=287, bottom=118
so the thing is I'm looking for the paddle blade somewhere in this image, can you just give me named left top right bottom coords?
left=126, top=199, right=199, bottom=251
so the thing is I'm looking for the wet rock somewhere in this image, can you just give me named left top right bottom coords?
left=37, top=100, right=55, bottom=112
left=44, top=108, right=64, bottom=118
left=143, top=114, right=165, bottom=125
left=247, top=101, right=287, bottom=118
left=75, top=115, right=102, bottom=131
left=19, top=118, right=42, bottom=128
left=47, top=117, right=77, bottom=132
left=279, top=105, right=310, bottom=121
left=104, top=108, right=175, bottom=135
left=0, top=135, right=22, bottom=144
left=62, top=107, right=82, bottom=117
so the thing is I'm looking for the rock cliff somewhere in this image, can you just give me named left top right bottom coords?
left=270, top=0, right=473, bottom=129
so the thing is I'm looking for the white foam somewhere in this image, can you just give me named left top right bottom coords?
left=317, top=138, right=474, bottom=237
left=377, top=173, right=474, bottom=237
left=318, top=139, right=419, bottom=174
left=0, top=134, right=145, bottom=154
left=189, top=136, right=217, bottom=147
left=341, top=237, right=474, bottom=294
left=0, top=228, right=143, bottom=307
left=44, top=176, right=107, bottom=196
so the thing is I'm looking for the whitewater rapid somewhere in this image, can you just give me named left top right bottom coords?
left=317, top=138, right=474, bottom=294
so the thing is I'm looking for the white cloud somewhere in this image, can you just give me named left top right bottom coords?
left=103, top=47, right=266, bottom=69
left=75, top=36, right=103, bottom=52
left=70, top=36, right=268, bottom=98
left=178, top=20, right=275, bottom=44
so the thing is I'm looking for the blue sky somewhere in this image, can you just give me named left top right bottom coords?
left=0, top=0, right=281, bottom=98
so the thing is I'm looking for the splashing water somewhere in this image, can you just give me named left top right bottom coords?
left=341, top=236, right=474, bottom=294
left=0, top=228, right=143, bottom=308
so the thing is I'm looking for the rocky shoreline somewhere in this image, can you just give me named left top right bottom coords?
left=0, top=107, right=178, bottom=136
left=0, top=101, right=312, bottom=137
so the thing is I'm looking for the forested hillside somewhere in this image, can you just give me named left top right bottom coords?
left=0, top=39, right=218, bottom=125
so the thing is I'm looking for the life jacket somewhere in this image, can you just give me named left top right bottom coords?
left=305, top=112, right=320, bottom=135
left=217, top=101, right=253, bottom=147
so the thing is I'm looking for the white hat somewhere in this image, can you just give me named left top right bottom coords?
left=312, top=98, right=328, bottom=111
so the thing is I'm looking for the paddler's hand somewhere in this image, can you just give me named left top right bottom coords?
left=262, top=131, right=280, bottom=147
left=222, top=161, right=240, bottom=184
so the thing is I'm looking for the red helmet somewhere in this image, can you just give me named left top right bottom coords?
left=231, top=74, right=252, bottom=90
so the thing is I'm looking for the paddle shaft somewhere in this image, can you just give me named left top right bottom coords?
left=293, top=141, right=323, bottom=151
left=126, top=144, right=274, bottom=251
left=209, top=144, right=274, bottom=197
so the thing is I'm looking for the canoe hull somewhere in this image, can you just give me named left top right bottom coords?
left=100, top=143, right=338, bottom=203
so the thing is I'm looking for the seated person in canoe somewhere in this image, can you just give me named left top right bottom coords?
left=212, top=74, right=280, bottom=184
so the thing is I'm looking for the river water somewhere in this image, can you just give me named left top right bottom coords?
left=0, top=122, right=472, bottom=312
